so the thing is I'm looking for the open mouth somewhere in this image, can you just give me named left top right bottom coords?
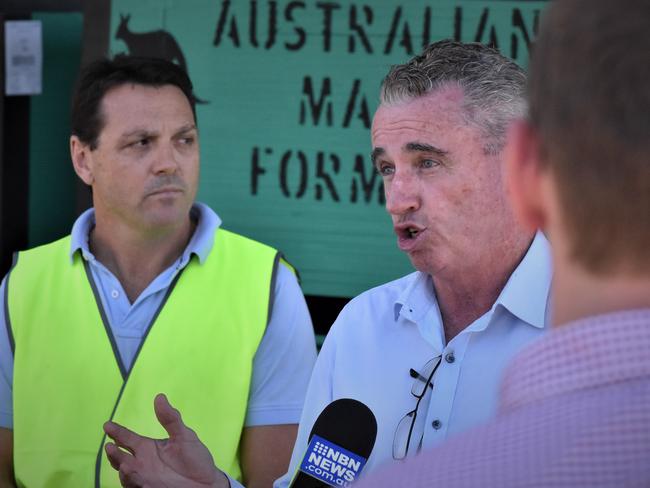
left=395, top=225, right=424, bottom=252
left=398, top=226, right=422, bottom=239
left=406, top=227, right=420, bottom=239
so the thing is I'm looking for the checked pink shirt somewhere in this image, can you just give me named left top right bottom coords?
left=357, top=309, right=650, bottom=488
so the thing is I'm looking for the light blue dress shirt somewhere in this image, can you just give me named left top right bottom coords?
left=272, top=232, right=552, bottom=487
left=0, top=202, right=317, bottom=429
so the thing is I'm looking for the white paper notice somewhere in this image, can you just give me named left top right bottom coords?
left=5, top=20, right=43, bottom=96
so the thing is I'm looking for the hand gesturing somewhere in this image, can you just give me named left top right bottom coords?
left=104, top=393, right=229, bottom=488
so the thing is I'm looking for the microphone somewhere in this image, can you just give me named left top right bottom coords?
left=289, top=398, right=377, bottom=487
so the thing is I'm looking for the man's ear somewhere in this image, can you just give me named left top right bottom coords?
left=70, top=135, right=94, bottom=186
left=504, top=119, right=548, bottom=232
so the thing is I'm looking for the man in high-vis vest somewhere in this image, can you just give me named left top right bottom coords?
left=0, top=56, right=317, bottom=487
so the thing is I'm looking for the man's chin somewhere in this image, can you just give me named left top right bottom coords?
left=407, top=253, right=444, bottom=277
left=407, top=252, right=428, bottom=272
left=142, top=207, right=192, bottom=232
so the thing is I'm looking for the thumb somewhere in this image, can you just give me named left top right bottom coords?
left=154, top=393, right=188, bottom=439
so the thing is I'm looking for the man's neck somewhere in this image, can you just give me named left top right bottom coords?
left=551, top=261, right=650, bottom=327
left=89, top=215, right=195, bottom=303
left=433, top=233, right=535, bottom=343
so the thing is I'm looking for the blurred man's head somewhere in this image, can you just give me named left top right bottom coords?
left=509, top=0, right=649, bottom=277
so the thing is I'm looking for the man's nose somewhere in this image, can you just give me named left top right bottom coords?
left=385, top=171, right=420, bottom=216
left=152, top=142, right=179, bottom=174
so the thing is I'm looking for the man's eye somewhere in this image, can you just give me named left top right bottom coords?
left=179, top=136, right=195, bottom=145
left=132, top=138, right=150, bottom=147
left=421, top=159, right=440, bottom=169
left=377, top=164, right=394, bottom=176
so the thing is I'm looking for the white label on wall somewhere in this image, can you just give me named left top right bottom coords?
left=5, top=20, right=43, bottom=96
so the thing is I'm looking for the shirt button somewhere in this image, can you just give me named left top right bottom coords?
left=432, top=419, right=442, bottom=430
left=445, top=352, right=455, bottom=363
left=111, top=289, right=119, bottom=299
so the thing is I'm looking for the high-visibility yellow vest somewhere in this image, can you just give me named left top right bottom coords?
left=8, top=228, right=279, bottom=487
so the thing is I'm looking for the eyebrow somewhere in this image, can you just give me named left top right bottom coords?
left=175, top=124, right=197, bottom=135
left=404, top=142, right=447, bottom=157
left=120, top=128, right=152, bottom=140
left=370, top=142, right=448, bottom=166
left=120, top=124, right=197, bottom=140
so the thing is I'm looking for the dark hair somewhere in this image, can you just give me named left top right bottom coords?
left=529, top=0, right=650, bottom=274
left=380, top=40, right=527, bottom=155
left=71, top=56, right=196, bottom=150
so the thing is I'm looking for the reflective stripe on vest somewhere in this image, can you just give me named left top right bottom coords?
left=8, top=228, right=278, bottom=487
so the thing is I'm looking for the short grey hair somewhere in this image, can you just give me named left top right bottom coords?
left=380, top=40, right=527, bottom=154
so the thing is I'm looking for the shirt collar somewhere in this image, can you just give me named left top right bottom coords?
left=492, top=231, right=552, bottom=330
left=394, top=271, right=435, bottom=323
left=393, top=231, right=552, bottom=329
left=68, top=202, right=222, bottom=265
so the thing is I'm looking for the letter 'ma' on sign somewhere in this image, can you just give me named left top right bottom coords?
left=299, top=76, right=371, bottom=129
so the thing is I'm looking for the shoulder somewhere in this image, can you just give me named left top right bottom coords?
left=325, top=271, right=419, bottom=342
left=193, top=202, right=278, bottom=255
left=13, top=235, right=72, bottom=270
left=215, top=227, right=278, bottom=255
left=208, top=228, right=279, bottom=274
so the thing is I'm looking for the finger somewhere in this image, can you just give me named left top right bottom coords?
left=104, top=421, right=145, bottom=452
left=153, top=393, right=189, bottom=439
left=105, top=442, right=135, bottom=471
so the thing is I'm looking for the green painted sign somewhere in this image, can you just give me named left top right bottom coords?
left=109, top=0, right=547, bottom=297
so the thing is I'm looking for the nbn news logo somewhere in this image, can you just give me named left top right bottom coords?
left=299, top=435, right=368, bottom=486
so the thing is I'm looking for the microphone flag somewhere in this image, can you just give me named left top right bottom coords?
left=298, top=434, right=368, bottom=486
